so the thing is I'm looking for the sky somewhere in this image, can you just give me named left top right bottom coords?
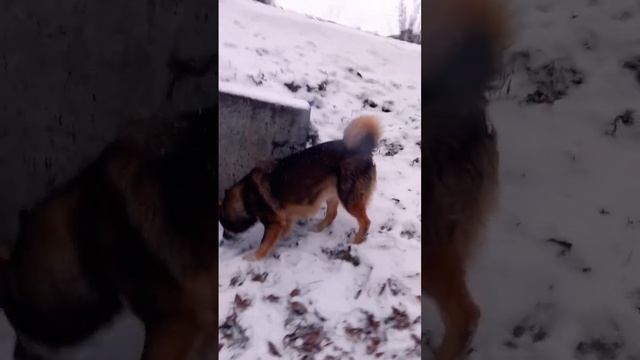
left=274, top=0, right=415, bottom=36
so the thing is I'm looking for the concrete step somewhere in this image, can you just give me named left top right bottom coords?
left=218, top=82, right=311, bottom=199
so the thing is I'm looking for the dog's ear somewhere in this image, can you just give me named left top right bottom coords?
left=250, top=168, right=279, bottom=212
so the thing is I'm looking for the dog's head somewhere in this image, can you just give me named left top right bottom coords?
left=219, top=180, right=257, bottom=238
left=219, top=163, right=278, bottom=239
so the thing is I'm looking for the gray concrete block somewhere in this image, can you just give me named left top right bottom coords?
left=0, top=0, right=215, bottom=244
left=218, top=83, right=311, bottom=199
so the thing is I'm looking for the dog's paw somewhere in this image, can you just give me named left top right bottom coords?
left=311, top=224, right=326, bottom=233
left=242, top=252, right=260, bottom=262
left=352, top=232, right=367, bottom=244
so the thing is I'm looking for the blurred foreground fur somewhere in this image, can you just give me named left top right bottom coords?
left=0, top=107, right=217, bottom=360
left=422, top=0, right=510, bottom=358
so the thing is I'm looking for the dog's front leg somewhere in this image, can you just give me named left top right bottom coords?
left=250, top=222, right=284, bottom=261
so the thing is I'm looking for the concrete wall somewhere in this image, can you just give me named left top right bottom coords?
left=0, top=0, right=215, bottom=244
left=218, top=86, right=311, bottom=199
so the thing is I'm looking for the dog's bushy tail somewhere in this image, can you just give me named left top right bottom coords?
left=422, top=0, right=510, bottom=107
left=343, top=115, right=382, bottom=155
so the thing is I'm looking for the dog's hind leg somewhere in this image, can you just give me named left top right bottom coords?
left=337, top=161, right=375, bottom=245
left=423, top=246, right=479, bottom=360
left=343, top=200, right=370, bottom=244
left=312, top=198, right=339, bottom=232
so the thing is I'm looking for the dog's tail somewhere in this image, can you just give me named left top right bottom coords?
left=343, top=115, right=382, bottom=155
left=422, top=0, right=510, bottom=107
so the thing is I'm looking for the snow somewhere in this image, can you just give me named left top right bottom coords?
left=273, top=0, right=406, bottom=36
left=218, top=0, right=421, bottom=359
left=220, top=81, right=310, bottom=110
left=0, top=310, right=144, bottom=359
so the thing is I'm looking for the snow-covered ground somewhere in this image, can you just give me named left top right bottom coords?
left=424, top=0, right=640, bottom=359
left=273, top=0, right=410, bottom=36
left=218, top=0, right=421, bottom=359
left=0, top=309, right=144, bottom=359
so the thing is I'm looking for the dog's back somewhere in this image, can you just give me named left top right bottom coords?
left=268, top=115, right=381, bottom=205
left=268, top=140, right=348, bottom=204
left=268, top=116, right=380, bottom=227
left=421, top=0, right=508, bottom=358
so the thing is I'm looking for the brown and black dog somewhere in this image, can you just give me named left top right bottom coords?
left=0, top=107, right=217, bottom=360
left=219, top=115, right=381, bottom=261
left=422, top=0, right=509, bottom=359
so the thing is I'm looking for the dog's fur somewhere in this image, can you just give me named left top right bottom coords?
left=219, top=115, right=381, bottom=260
left=0, top=107, right=217, bottom=360
left=421, top=0, right=509, bottom=359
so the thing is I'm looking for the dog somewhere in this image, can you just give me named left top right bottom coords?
left=421, top=0, right=509, bottom=359
left=0, top=107, right=217, bottom=360
left=219, top=115, right=381, bottom=261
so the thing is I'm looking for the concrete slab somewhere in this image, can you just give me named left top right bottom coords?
left=218, top=82, right=311, bottom=199
left=0, top=0, right=215, bottom=244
